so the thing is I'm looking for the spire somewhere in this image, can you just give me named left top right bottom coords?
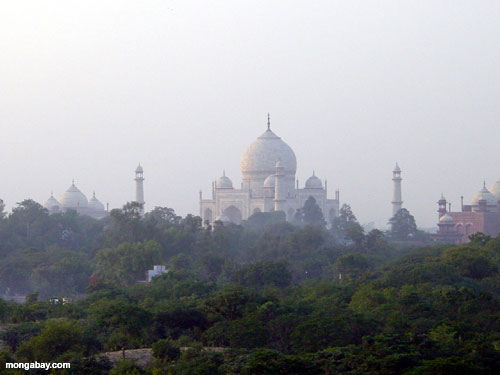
left=267, top=113, right=270, bottom=130
left=313, top=170, right=315, bottom=177
left=72, top=179, right=75, bottom=185
left=223, top=170, right=225, bottom=177
left=93, top=191, right=96, bottom=198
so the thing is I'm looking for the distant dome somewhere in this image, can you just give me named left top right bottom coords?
left=263, top=174, right=276, bottom=188
left=471, top=184, right=497, bottom=206
left=216, top=172, right=233, bottom=189
left=44, top=194, right=62, bottom=212
left=305, top=172, right=322, bottom=189
left=241, top=126, right=297, bottom=179
left=135, top=164, right=143, bottom=173
left=59, top=182, right=88, bottom=208
left=489, top=180, right=500, bottom=200
left=88, top=192, right=105, bottom=211
left=439, top=214, right=454, bottom=223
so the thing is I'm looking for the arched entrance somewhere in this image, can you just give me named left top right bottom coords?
left=223, top=205, right=242, bottom=224
left=204, top=208, right=213, bottom=223
left=329, top=208, right=336, bottom=223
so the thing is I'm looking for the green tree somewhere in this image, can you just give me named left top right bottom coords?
left=245, top=211, right=286, bottom=230
left=107, top=202, right=145, bottom=244
left=144, top=206, right=181, bottom=228
left=334, top=253, right=369, bottom=281
left=109, top=360, right=145, bottom=375
left=294, top=196, right=326, bottom=227
left=204, top=288, right=252, bottom=321
left=152, top=338, right=181, bottom=361
left=331, top=204, right=364, bottom=245
left=0, top=198, right=5, bottom=219
left=88, top=299, right=151, bottom=350
left=389, top=208, right=418, bottom=240
left=366, top=229, right=388, bottom=250
left=94, top=241, right=161, bottom=285
left=232, top=261, right=292, bottom=289
left=16, top=318, right=87, bottom=361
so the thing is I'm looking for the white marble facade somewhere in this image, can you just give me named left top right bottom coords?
left=200, top=117, right=339, bottom=225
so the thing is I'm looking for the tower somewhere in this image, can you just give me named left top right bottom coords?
left=274, top=160, right=286, bottom=212
left=392, top=163, right=403, bottom=217
left=437, top=194, right=447, bottom=218
left=135, top=164, right=145, bottom=213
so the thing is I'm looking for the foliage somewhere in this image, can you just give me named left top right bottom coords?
left=389, top=208, right=418, bottom=240
left=94, top=241, right=161, bottom=286
left=152, top=338, right=181, bottom=361
left=0, top=200, right=500, bottom=374
left=294, top=196, right=326, bottom=227
left=331, top=204, right=364, bottom=246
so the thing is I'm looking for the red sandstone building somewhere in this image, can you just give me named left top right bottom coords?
left=433, top=182, right=500, bottom=244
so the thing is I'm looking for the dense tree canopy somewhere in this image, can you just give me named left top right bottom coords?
left=0, top=200, right=499, bottom=374
left=389, top=208, right=418, bottom=240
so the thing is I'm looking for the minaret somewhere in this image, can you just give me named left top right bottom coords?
left=135, top=164, right=145, bottom=213
left=274, top=160, right=286, bottom=212
left=437, top=194, right=447, bottom=218
left=392, top=163, right=403, bottom=217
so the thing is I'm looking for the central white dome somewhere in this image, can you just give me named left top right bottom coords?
left=59, top=182, right=88, bottom=208
left=240, top=128, right=297, bottom=179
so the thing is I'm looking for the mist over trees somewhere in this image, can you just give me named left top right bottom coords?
left=0, top=197, right=499, bottom=374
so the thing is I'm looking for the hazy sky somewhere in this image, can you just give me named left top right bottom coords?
left=1, top=1, right=500, bottom=228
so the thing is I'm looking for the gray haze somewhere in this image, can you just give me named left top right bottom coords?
left=1, top=1, right=500, bottom=228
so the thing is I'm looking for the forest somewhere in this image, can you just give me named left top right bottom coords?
left=0, top=197, right=499, bottom=374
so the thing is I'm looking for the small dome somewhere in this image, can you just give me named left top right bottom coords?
left=59, top=182, right=88, bottom=208
left=305, top=172, right=323, bottom=189
left=88, top=192, right=105, bottom=211
left=439, top=214, right=454, bottom=223
left=44, top=194, right=62, bottom=212
left=263, top=174, right=276, bottom=188
left=471, top=184, right=497, bottom=206
left=216, top=172, right=233, bottom=189
left=135, top=164, right=143, bottom=173
left=489, top=180, right=500, bottom=200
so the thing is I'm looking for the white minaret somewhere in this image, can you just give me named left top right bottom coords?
left=392, top=163, right=403, bottom=217
left=274, top=160, right=286, bottom=212
left=135, top=164, right=145, bottom=212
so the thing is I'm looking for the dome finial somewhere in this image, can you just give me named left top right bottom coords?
left=313, top=170, right=315, bottom=177
left=267, top=113, right=270, bottom=130
left=223, top=170, right=225, bottom=177
left=484, top=180, right=486, bottom=188
left=72, top=179, right=75, bottom=185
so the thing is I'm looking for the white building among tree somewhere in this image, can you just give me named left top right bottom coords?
left=43, top=181, right=107, bottom=219
left=200, top=115, right=340, bottom=225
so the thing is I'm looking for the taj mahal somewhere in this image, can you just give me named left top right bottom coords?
left=199, top=115, right=340, bottom=225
